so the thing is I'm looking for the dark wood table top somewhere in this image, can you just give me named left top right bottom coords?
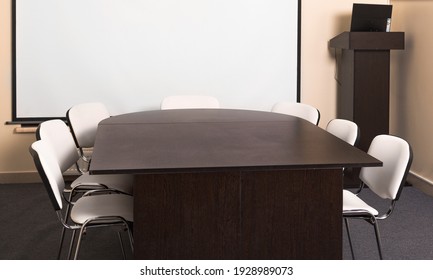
left=90, top=109, right=381, bottom=174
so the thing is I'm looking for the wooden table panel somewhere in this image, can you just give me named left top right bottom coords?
left=241, top=169, right=342, bottom=260
left=134, top=172, right=241, bottom=259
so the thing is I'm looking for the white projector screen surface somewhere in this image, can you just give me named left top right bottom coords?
left=13, top=0, right=299, bottom=121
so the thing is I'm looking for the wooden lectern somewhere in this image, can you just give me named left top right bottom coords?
left=329, top=32, right=404, bottom=152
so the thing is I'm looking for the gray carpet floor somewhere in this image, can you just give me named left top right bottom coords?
left=0, top=183, right=131, bottom=260
left=1, top=183, right=433, bottom=260
left=343, top=184, right=433, bottom=260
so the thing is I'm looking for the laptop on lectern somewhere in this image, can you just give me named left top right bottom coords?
left=350, top=3, right=393, bottom=32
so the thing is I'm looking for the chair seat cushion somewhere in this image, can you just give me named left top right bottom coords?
left=71, top=173, right=133, bottom=195
left=70, top=193, right=133, bottom=224
left=343, top=189, right=379, bottom=216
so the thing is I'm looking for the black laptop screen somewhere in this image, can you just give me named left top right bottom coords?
left=350, top=3, right=392, bottom=32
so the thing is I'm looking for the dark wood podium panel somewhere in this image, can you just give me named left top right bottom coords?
left=338, top=49, right=391, bottom=151
left=90, top=109, right=381, bottom=259
left=330, top=32, right=404, bottom=151
left=329, top=32, right=404, bottom=50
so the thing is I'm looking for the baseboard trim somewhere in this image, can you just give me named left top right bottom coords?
left=408, top=171, right=433, bottom=197
left=0, top=171, right=41, bottom=184
left=0, top=171, right=79, bottom=184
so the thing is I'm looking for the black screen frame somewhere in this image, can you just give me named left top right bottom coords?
left=10, top=0, right=302, bottom=125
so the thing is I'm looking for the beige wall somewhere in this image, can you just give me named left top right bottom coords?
left=4, top=0, right=431, bottom=191
left=389, top=0, right=433, bottom=194
left=301, top=0, right=388, bottom=125
left=0, top=0, right=39, bottom=183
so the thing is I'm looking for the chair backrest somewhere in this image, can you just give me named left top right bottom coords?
left=326, top=119, right=359, bottom=146
left=36, top=119, right=80, bottom=173
left=29, top=140, right=65, bottom=211
left=160, top=95, right=220, bottom=110
left=360, top=134, right=413, bottom=201
left=67, top=102, right=110, bottom=149
left=271, top=102, right=320, bottom=125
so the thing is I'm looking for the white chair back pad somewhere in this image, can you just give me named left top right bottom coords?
left=160, top=95, right=220, bottom=110
left=38, top=120, right=80, bottom=173
left=68, top=102, right=110, bottom=148
left=31, top=141, right=65, bottom=210
left=359, top=135, right=411, bottom=200
left=271, top=102, right=319, bottom=125
left=326, top=119, right=358, bottom=146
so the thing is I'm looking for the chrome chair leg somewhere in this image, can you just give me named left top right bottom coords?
left=344, top=218, right=355, bottom=260
left=57, top=191, right=74, bottom=259
left=117, top=231, right=127, bottom=259
left=127, top=223, right=134, bottom=256
left=67, top=230, right=77, bottom=260
left=372, top=219, right=383, bottom=260
left=119, top=224, right=134, bottom=259
left=72, top=221, right=132, bottom=260
left=73, top=227, right=87, bottom=260
left=57, top=227, right=66, bottom=259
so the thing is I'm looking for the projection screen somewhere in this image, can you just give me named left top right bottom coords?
left=12, top=0, right=300, bottom=122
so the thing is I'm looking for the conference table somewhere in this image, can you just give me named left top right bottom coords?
left=89, top=108, right=381, bottom=259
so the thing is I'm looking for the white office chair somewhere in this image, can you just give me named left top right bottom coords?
left=326, top=119, right=359, bottom=146
left=271, top=101, right=320, bottom=125
left=160, top=95, right=220, bottom=110
left=66, top=102, right=111, bottom=171
left=36, top=119, right=133, bottom=259
left=326, top=118, right=360, bottom=179
left=36, top=119, right=133, bottom=195
left=29, top=140, right=133, bottom=259
left=343, top=134, right=413, bottom=260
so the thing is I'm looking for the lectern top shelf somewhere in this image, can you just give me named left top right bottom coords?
left=329, top=31, right=404, bottom=50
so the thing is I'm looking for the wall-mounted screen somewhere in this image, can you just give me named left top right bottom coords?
left=13, top=0, right=300, bottom=122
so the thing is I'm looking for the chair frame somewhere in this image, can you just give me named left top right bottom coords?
left=30, top=140, right=134, bottom=260
left=343, top=135, right=413, bottom=260
left=35, top=119, right=133, bottom=259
